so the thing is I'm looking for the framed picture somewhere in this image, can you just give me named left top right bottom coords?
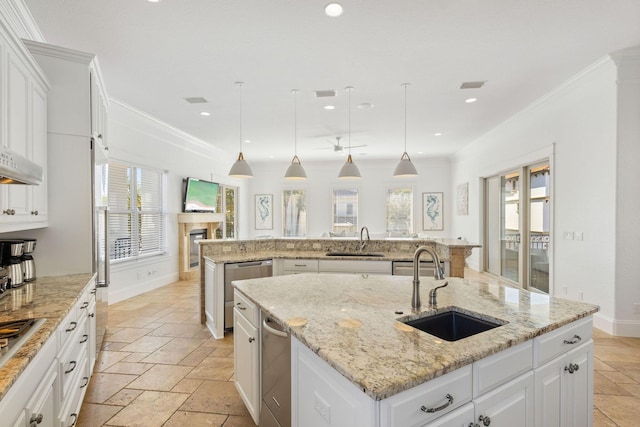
left=457, top=182, right=469, bottom=216
left=255, top=194, right=273, bottom=230
left=422, top=192, right=444, bottom=231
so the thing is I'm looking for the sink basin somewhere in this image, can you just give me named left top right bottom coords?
left=325, top=252, right=386, bottom=257
left=402, top=310, right=504, bottom=341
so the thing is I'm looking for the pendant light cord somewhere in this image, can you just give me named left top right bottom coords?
left=403, top=82, right=409, bottom=153
left=347, top=86, right=353, bottom=155
left=294, top=89, right=298, bottom=155
left=237, top=81, right=243, bottom=152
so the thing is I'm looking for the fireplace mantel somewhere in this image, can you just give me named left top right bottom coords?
left=178, top=212, right=224, bottom=280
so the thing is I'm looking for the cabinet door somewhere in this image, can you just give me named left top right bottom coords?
left=425, top=402, right=474, bottom=427
left=233, top=308, right=260, bottom=424
left=30, top=80, right=47, bottom=220
left=204, top=260, right=214, bottom=328
left=534, top=357, right=563, bottom=427
left=25, top=362, right=58, bottom=427
left=473, top=372, right=534, bottom=427
left=564, top=342, right=592, bottom=427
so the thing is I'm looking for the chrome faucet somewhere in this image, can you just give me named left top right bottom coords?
left=359, top=226, right=370, bottom=252
left=412, top=246, right=447, bottom=309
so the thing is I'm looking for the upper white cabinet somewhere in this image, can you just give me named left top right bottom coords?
left=0, top=19, right=49, bottom=232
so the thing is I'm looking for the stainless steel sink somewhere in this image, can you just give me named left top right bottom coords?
left=325, top=252, right=386, bottom=257
left=402, top=310, right=505, bottom=341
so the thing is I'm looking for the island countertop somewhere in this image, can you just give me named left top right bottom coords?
left=233, top=274, right=599, bottom=400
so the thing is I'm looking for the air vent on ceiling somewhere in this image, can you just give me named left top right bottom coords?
left=314, top=90, right=338, bottom=98
left=185, top=97, right=208, bottom=104
left=459, top=81, right=486, bottom=89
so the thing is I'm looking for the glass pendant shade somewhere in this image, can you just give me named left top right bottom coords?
left=338, top=154, right=361, bottom=179
left=393, top=152, right=418, bottom=177
left=229, top=151, right=253, bottom=178
left=284, top=155, right=307, bottom=180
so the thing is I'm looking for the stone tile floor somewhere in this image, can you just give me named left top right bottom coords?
left=78, top=276, right=639, bottom=426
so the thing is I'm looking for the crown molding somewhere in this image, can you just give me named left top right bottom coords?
left=0, top=0, right=45, bottom=41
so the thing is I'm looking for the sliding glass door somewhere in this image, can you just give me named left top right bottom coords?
left=484, top=162, right=551, bottom=292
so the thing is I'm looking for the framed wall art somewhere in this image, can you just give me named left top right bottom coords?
left=422, top=192, right=444, bottom=231
left=456, top=182, right=469, bottom=216
left=255, top=194, right=273, bottom=230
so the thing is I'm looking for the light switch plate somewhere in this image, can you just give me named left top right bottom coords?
left=562, top=232, right=574, bottom=240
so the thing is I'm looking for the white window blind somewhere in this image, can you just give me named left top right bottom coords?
left=109, top=162, right=166, bottom=261
left=386, top=188, right=413, bottom=234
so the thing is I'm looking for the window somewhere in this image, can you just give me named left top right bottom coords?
left=282, top=189, right=306, bottom=237
left=386, top=188, right=413, bottom=234
left=332, top=189, right=358, bottom=233
left=216, top=185, right=237, bottom=239
left=109, top=162, right=166, bottom=261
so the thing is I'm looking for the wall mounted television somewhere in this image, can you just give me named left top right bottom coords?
left=182, top=177, right=220, bottom=213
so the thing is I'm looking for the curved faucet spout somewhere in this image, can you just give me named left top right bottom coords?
left=359, top=226, right=370, bottom=252
left=412, top=246, right=445, bottom=309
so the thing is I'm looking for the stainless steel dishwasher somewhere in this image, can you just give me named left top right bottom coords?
left=260, top=310, right=291, bottom=427
left=224, top=260, right=272, bottom=329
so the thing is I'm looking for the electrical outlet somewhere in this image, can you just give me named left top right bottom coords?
left=313, top=243, right=321, bottom=249
left=223, top=246, right=232, bottom=252
left=287, top=243, right=295, bottom=249
left=578, top=291, right=583, bottom=301
left=563, top=286, right=568, bottom=295
left=563, top=232, right=574, bottom=240
left=575, top=232, right=583, bottom=241
left=400, top=244, right=410, bottom=251
left=634, top=303, right=640, bottom=314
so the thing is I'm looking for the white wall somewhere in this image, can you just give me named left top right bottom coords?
left=245, top=157, right=451, bottom=239
left=451, top=57, right=621, bottom=332
left=106, top=99, right=245, bottom=303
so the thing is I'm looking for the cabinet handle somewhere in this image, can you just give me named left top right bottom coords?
left=236, top=303, right=246, bottom=310
left=81, top=377, right=89, bottom=388
left=91, top=289, right=97, bottom=295
left=3, top=209, right=15, bottom=215
left=420, top=393, right=454, bottom=413
left=478, top=414, right=491, bottom=426
left=80, top=334, right=88, bottom=344
left=29, top=413, right=43, bottom=425
left=248, top=337, right=255, bottom=343
left=80, top=301, right=89, bottom=309
left=31, top=210, right=38, bottom=215
left=65, top=360, right=77, bottom=374
left=563, top=334, right=581, bottom=345
left=89, top=312, right=95, bottom=318
left=294, top=264, right=307, bottom=267
left=564, top=363, right=580, bottom=374
left=66, top=322, right=78, bottom=332
left=68, top=413, right=78, bottom=427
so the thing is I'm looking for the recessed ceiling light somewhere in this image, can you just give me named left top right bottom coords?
left=324, top=105, right=335, bottom=110
left=434, top=132, right=443, bottom=136
left=269, top=155, right=274, bottom=159
left=357, top=103, right=374, bottom=110
left=325, top=3, right=343, bottom=17
left=200, top=111, right=210, bottom=116
left=147, top=0, right=160, bottom=3
left=465, top=98, right=477, bottom=103
left=244, top=140, right=251, bottom=144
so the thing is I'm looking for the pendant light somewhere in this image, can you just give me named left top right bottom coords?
left=338, top=86, right=361, bottom=179
left=228, top=81, right=254, bottom=178
left=284, top=89, right=307, bottom=180
left=393, top=83, right=418, bottom=177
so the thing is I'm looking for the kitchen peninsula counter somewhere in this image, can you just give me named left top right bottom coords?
left=233, top=273, right=598, bottom=400
left=0, top=273, right=94, bottom=400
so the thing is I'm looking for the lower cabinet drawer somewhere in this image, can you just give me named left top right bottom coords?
left=59, top=356, right=88, bottom=427
left=534, top=317, right=593, bottom=366
left=473, top=340, right=533, bottom=397
left=234, top=290, right=259, bottom=327
left=379, top=365, right=472, bottom=427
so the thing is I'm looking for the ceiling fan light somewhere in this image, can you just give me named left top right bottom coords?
left=393, top=152, right=418, bottom=177
left=285, top=155, right=307, bottom=180
left=338, top=154, right=361, bottom=179
left=228, top=151, right=254, bottom=178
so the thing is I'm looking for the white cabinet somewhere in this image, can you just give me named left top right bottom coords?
left=204, top=259, right=225, bottom=339
left=282, top=259, right=318, bottom=275
left=472, top=372, right=535, bottom=427
left=318, top=259, right=392, bottom=275
left=0, top=24, right=49, bottom=232
left=24, top=362, right=58, bottom=427
left=233, top=289, right=260, bottom=424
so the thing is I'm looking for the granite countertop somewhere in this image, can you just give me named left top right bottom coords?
left=205, top=251, right=436, bottom=264
left=0, top=273, right=95, bottom=400
left=234, top=274, right=599, bottom=400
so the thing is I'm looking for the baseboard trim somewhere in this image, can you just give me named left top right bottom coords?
left=108, top=272, right=180, bottom=305
left=594, top=313, right=640, bottom=337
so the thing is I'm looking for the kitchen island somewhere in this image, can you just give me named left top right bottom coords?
left=233, top=273, right=599, bottom=426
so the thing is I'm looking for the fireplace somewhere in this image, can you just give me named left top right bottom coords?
left=189, top=229, right=207, bottom=268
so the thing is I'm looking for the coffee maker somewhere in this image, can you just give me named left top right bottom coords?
left=21, top=238, right=36, bottom=282
left=0, top=240, right=24, bottom=288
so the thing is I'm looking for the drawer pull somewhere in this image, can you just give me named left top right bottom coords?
left=30, top=413, right=43, bottom=425
left=294, top=264, right=307, bottom=267
left=478, top=415, right=491, bottom=426
left=248, top=337, right=255, bottom=343
left=563, top=334, right=581, bottom=345
left=89, top=313, right=95, bottom=318
left=564, top=363, right=580, bottom=374
left=69, top=413, right=77, bottom=427
left=65, top=360, right=77, bottom=374
left=81, top=377, right=89, bottom=388
left=420, top=393, right=453, bottom=413
left=80, top=334, right=88, bottom=344
left=80, top=301, right=89, bottom=309
left=66, top=322, right=78, bottom=332
left=236, top=303, right=246, bottom=310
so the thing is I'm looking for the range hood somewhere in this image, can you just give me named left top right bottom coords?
left=0, top=146, right=43, bottom=185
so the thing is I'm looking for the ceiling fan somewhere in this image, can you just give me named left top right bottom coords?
left=315, top=136, right=367, bottom=153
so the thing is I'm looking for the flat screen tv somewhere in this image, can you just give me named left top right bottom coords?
left=182, top=177, right=220, bottom=213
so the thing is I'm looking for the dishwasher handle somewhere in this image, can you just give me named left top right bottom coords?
left=227, top=260, right=270, bottom=269
left=263, top=318, right=288, bottom=338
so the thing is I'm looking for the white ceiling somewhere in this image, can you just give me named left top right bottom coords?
left=23, top=0, right=640, bottom=163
